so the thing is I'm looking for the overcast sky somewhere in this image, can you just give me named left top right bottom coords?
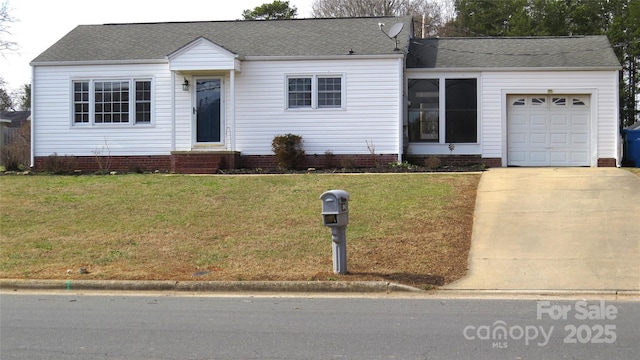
left=1, top=0, right=315, bottom=92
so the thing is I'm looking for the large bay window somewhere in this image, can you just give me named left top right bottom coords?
left=287, top=75, right=343, bottom=109
left=408, top=78, right=478, bottom=143
left=72, top=79, right=152, bottom=125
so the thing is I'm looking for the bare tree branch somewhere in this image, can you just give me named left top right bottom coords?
left=0, top=0, right=18, bottom=55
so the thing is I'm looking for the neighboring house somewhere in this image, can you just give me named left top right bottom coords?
left=30, top=17, right=621, bottom=173
left=0, top=111, right=31, bottom=166
left=0, top=118, right=10, bottom=160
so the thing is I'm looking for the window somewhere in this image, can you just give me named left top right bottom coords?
left=135, top=81, right=151, bottom=123
left=287, top=75, right=343, bottom=109
left=288, top=77, right=312, bottom=108
left=73, top=81, right=89, bottom=123
left=72, top=79, right=152, bottom=125
left=318, top=77, right=342, bottom=108
left=531, top=97, right=546, bottom=106
left=408, top=78, right=478, bottom=143
left=95, top=81, right=129, bottom=123
left=512, top=98, right=526, bottom=106
left=572, top=98, right=587, bottom=106
left=408, top=79, right=439, bottom=142
left=552, top=97, right=567, bottom=106
left=445, top=79, right=477, bottom=143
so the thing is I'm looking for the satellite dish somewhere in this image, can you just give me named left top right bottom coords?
left=388, top=23, right=404, bottom=39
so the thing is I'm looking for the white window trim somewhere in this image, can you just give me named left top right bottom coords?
left=407, top=74, right=481, bottom=145
left=70, top=77, right=155, bottom=128
left=285, top=74, right=345, bottom=110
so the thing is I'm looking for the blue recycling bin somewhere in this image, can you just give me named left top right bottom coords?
left=623, top=123, right=640, bottom=167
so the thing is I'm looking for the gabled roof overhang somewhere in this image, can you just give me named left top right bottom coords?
left=167, top=37, right=242, bottom=72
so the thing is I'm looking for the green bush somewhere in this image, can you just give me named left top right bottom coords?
left=272, top=134, right=305, bottom=170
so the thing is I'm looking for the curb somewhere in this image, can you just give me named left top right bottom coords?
left=0, top=279, right=424, bottom=294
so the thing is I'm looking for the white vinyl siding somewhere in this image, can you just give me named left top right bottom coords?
left=233, top=58, right=402, bottom=155
left=32, top=63, right=172, bottom=157
left=168, top=38, right=240, bottom=71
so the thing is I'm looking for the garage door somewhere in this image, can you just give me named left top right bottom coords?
left=507, top=95, right=590, bottom=166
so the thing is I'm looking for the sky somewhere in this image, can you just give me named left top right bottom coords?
left=1, top=0, right=315, bottom=92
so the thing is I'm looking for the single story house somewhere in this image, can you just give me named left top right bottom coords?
left=30, top=17, right=622, bottom=172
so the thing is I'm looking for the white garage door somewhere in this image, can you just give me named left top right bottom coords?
left=508, top=95, right=590, bottom=166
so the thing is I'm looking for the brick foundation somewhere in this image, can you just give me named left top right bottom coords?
left=481, top=157, right=503, bottom=168
left=34, top=155, right=173, bottom=173
left=39, top=154, right=623, bottom=172
left=33, top=153, right=398, bottom=173
left=171, top=151, right=240, bottom=174
left=241, top=154, right=399, bottom=170
left=597, top=158, right=617, bottom=167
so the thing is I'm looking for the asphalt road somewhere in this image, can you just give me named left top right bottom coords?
left=1, top=294, right=638, bottom=359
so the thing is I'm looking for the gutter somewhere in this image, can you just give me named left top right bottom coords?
left=406, top=66, right=622, bottom=72
left=30, top=53, right=407, bottom=67
left=245, top=54, right=406, bottom=61
left=29, top=59, right=170, bottom=67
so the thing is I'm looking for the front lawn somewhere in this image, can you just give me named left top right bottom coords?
left=0, top=173, right=480, bottom=288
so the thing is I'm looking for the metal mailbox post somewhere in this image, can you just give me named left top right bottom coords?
left=320, top=190, right=350, bottom=274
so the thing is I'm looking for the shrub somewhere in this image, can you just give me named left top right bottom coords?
left=272, top=134, right=305, bottom=170
left=324, top=150, right=335, bottom=169
left=43, top=153, right=77, bottom=174
left=340, top=156, right=355, bottom=169
left=389, top=160, right=417, bottom=170
left=425, top=156, right=442, bottom=169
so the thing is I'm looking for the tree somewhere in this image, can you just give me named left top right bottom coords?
left=312, top=0, right=438, bottom=18
left=608, top=0, right=640, bottom=127
left=18, top=83, right=30, bottom=111
left=311, top=0, right=446, bottom=37
left=0, top=78, right=14, bottom=111
left=0, top=0, right=17, bottom=54
left=242, top=0, right=297, bottom=20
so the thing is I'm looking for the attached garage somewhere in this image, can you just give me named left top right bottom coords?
left=406, top=36, right=622, bottom=167
left=507, top=95, right=591, bottom=166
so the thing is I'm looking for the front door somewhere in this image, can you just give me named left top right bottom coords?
left=195, top=78, right=222, bottom=143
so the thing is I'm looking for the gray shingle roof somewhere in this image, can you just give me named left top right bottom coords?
left=407, top=36, right=620, bottom=69
left=32, top=17, right=413, bottom=63
left=0, top=111, right=31, bottom=127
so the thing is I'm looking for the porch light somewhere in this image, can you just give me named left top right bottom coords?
left=182, top=78, right=190, bottom=91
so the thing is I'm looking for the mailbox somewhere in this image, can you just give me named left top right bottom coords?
left=320, top=190, right=349, bottom=227
left=319, top=189, right=350, bottom=274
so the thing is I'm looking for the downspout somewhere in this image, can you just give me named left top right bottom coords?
left=615, top=71, right=621, bottom=167
left=171, top=71, right=176, bottom=151
left=230, top=69, right=235, bottom=151
left=30, top=66, right=35, bottom=169
left=397, top=56, right=404, bottom=162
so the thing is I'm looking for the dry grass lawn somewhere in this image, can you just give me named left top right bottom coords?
left=0, top=173, right=480, bottom=289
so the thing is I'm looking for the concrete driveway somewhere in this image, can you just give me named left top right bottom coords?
left=444, top=168, right=640, bottom=292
